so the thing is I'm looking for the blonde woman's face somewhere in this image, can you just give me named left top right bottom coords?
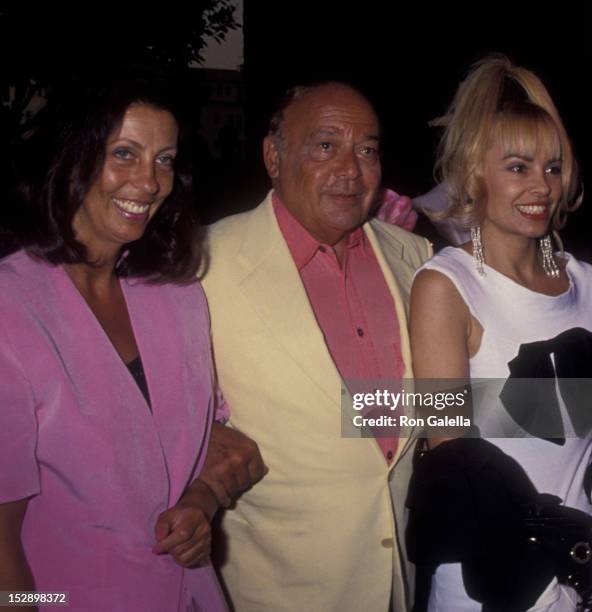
left=480, top=136, right=563, bottom=239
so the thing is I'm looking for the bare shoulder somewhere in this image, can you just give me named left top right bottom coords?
left=411, top=268, right=469, bottom=316
left=410, top=268, right=471, bottom=379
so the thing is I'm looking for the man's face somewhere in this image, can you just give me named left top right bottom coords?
left=264, top=84, right=381, bottom=246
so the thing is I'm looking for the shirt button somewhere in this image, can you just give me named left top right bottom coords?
left=387, top=450, right=394, bottom=461
left=318, top=245, right=327, bottom=253
left=381, top=538, right=394, bottom=548
left=357, top=328, right=364, bottom=337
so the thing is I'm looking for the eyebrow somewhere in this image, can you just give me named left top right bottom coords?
left=503, top=153, right=533, bottom=161
left=502, top=153, right=561, bottom=163
left=312, top=128, right=381, bottom=142
left=110, top=137, right=178, bottom=152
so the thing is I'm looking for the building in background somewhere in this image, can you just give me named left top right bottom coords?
left=196, top=68, right=245, bottom=162
left=196, top=0, right=245, bottom=162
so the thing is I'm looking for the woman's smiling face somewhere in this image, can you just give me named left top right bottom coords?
left=73, top=103, right=179, bottom=258
left=480, top=122, right=563, bottom=240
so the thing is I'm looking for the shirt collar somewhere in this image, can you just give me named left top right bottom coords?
left=272, top=192, right=367, bottom=270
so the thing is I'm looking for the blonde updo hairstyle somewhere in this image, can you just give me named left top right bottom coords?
left=433, top=55, right=582, bottom=232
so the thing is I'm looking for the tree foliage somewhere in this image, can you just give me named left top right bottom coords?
left=0, top=2, right=239, bottom=252
left=0, top=2, right=239, bottom=138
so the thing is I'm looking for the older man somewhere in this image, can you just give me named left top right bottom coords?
left=202, top=82, right=432, bottom=612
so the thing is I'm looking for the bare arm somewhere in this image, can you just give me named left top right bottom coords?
left=0, top=498, right=36, bottom=611
left=410, top=269, right=471, bottom=446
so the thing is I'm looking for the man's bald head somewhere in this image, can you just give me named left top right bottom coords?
left=267, top=82, right=380, bottom=151
left=263, top=82, right=382, bottom=249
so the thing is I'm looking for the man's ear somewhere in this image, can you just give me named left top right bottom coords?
left=263, top=136, right=280, bottom=179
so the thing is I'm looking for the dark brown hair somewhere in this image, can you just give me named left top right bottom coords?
left=20, top=67, right=202, bottom=283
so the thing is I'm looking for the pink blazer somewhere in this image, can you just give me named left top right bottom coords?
left=0, top=251, right=226, bottom=611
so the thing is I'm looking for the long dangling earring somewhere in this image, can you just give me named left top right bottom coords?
left=540, top=235, right=559, bottom=278
left=471, top=226, right=486, bottom=277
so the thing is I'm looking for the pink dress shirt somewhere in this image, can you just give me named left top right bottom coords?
left=0, top=251, right=227, bottom=612
left=273, top=195, right=404, bottom=461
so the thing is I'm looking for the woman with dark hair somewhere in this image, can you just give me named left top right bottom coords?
left=0, top=73, right=227, bottom=611
left=408, top=56, right=591, bottom=611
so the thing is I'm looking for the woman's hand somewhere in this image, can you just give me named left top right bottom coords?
left=152, top=480, right=217, bottom=568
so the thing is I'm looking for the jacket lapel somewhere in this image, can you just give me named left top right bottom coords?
left=237, top=195, right=341, bottom=408
left=364, top=221, right=421, bottom=466
left=236, top=195, right=420, bottom=463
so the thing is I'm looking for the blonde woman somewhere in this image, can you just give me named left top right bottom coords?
left=409, top=56, right=591, bottom=611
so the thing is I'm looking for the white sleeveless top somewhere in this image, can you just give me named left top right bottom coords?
left=418, top=247, right=592, bottom=612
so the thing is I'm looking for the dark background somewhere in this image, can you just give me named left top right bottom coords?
left=237, top=2, right=592, bottom=258
left=2, top=2, right=591, bottom=257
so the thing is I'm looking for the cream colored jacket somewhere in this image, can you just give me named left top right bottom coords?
left=202, top=192, right=432, bottom=612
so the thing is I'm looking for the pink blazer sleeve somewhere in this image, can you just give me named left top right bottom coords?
left=0, top=322, right=40, bottom=502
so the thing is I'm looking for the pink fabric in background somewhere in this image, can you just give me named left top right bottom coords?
left=375, top=188, right=418, bottom=231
